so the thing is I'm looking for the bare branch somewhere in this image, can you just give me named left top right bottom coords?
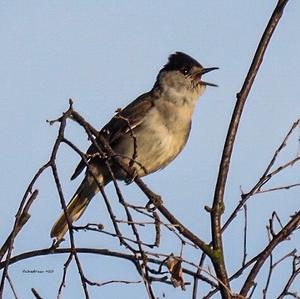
left=240, top=209, right=300, bottom=297
left=207, top=0, right=292, bottom=297
left=31, top=288, right=43, bottom=299
left=0, top=190, right=38, bottom=261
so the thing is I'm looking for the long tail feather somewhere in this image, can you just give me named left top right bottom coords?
left=50, top=174, right=106, bottom=241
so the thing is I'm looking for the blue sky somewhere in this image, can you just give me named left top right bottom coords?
left=1, top=1, right=300, bottom=298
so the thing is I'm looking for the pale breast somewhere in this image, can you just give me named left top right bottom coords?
left=133, top=102, right=192, bottom=174
left=111, top=99, right=194, bottom=178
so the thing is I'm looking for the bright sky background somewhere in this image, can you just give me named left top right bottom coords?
left=1, top=1, right=300, bottom=298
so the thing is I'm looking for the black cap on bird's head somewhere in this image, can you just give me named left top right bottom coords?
left=162, top=52, right=202, bottom=72
left=160, top=51, right=219, bottom=87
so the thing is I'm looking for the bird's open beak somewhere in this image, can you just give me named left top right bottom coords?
left=198, top=67, right=219, bottom=87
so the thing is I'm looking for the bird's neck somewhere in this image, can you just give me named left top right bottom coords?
left=153, top=71, right=205, bottom=109
left=153, top=84, right=204, bottom=112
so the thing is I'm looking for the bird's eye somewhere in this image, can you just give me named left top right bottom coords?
left=180, top=68, right=189, bottom=75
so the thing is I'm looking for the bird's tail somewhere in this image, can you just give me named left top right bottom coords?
left=50, top=173, right=106, bottom=242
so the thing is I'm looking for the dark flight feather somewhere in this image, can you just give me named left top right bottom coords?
left=71, top=93, right=154, bottom=180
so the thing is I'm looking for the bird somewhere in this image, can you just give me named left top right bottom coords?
left=50, top=51, right=218, bottom=242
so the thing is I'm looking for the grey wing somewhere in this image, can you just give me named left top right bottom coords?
left=70, top=92, right=154, bottom=180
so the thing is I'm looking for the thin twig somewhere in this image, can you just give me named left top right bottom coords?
left=277, top=253, right=300, bottom=298
left=57, top=253, right=73, bottom=298
left=0, top=161, right=49, bottom=298
left=0, top=190, right=38, bottom=261
left=194, top=2, right=291, bottom=297
left=242, top=205, right=248, bottom=267
left=85, top=278, right=141, bottom=287
left=48, top=105, right=90, bottom=299
left=223, top=117, right=300, bottom=234
left=31, top=288, right=43, bottom=299
left=255, top=183, right=300, bottom=194
left=240, top=209, right=300, bottom=297
left=0, top=247, right=217, bottom=288
left=6, top=275, right=18, bottom=299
